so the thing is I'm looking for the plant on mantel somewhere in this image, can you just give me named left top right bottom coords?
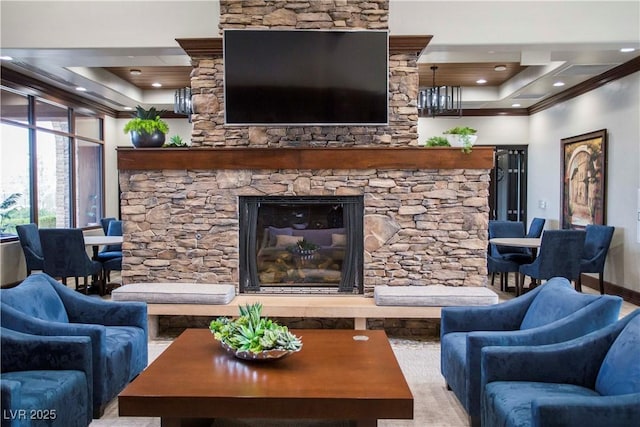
left=123, top=105, right=169, bottom=148
left=442, top=126, right=477, bottom=154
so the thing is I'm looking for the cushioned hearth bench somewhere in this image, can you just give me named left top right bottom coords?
left=111, top=283, right=499, bottom=339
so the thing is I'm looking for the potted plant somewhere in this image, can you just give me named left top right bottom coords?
left=123, top=105, right=169, bottom=148
left=443, top=126, right=477, bottom=153
left=425, top=136, right=451, bottom=147
left=164, top=135, right=188, bottom=147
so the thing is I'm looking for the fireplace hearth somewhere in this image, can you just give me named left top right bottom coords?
left=239, top=196, right=364, bottom=294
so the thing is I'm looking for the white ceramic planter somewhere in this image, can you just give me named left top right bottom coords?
left=445, top=134, right=477, bottom=148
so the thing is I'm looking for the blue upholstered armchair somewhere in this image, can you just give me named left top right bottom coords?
left=440, top=277, right=622, bottom=427
left=0, top=273, right=148, bottom=418
left=1, top=328, right=93, bottom=427
left=481, top=309, right=640, bottom=427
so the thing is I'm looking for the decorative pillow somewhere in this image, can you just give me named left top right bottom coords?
left=331, top=233, right=346, bottom=246
left=275, top=235, right=303, bottom=248
left=268, top=227, right=293, bottom=246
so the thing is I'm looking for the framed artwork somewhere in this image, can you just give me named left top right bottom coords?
left=561, top=129, right=607, bottom=229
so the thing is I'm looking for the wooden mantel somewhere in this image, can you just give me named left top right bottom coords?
left=117, top=147, right=494, bottom=171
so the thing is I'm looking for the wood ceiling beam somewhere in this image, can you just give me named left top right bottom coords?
left=176, top=36, right=432, bottom=58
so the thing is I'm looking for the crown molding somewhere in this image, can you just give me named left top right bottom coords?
left=528, top=56, right=640, bottom=115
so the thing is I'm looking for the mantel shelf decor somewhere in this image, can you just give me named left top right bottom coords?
left=116, top=146, right=495, bottom=171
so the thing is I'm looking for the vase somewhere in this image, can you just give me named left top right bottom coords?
left=445, top=134, right=478, bottom=148
left=130, top=130, right=166, bottom=148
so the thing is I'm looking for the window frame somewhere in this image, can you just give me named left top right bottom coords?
left=1, top=83, right=106, bottom=241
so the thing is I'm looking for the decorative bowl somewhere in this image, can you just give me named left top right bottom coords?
left=220, top=341, right=300, bottom=361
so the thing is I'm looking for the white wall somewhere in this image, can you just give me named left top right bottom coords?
left=1, top=1, right=221, bottom=48
left=528, top=72, right=640, bottom=291
left=418, top=115, right=529, bottom=146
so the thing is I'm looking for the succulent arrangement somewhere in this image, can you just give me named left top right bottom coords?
left=209, top=303, right=302, bottom=355
left=165, top=135, right=188, bottom=147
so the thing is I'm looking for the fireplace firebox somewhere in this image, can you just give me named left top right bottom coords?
left=239, top=196, right=364, bottom=293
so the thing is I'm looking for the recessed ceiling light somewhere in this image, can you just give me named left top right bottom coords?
left=0, top=56, right=13, bottom=61
left=476, top=79, right=487, bottom=84
left=75, top=86, right=87, bottom=92
left=151, top=82, right=162, bottom=88
left=129, top=69, right=142, bottom=75
left=620, top=47, right=636, bottom=53
left=553, top=81, right=566, bottom=87
left=124, top=106, right=133, bottom=111
left=511, top=103, right=521, bottom=107
left=494, top=65, right=507, bottom=71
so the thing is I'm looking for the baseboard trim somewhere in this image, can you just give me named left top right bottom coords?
left=579, top=274, right=640, bottom=306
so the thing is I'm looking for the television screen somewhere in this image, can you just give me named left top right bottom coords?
left=223, top=29, right=389, bottom=126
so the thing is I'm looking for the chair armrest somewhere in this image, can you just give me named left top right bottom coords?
left=0, top=304, right=106, bottom=371
left=481, top=337, right=612, bottom=389
left=1, top=332, right=92, bottom=377
left=1, top=379, right=22, bottom=425
left=440, top=290, right=538, bottom=336
left=51, top=279, right=147, bottom=329
left=532, top=394, right=640, bottom=427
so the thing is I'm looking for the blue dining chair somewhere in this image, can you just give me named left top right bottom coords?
left=576, top=224, right=615, bottom=294
left=487, top=254, right=521, bottom=292
left=96, top=220, right=122, bottom=262
left=519, top=230, right=586, bottom=294
left=488, top=221, right=532, bottom=291
left=525, top=217, right=546, bottom=238
left=488, top=221, right=532, bottom=263
left=15, top=223, right=44, bottom=276
left=39, top=228, right=104, bottom=294
left=100, top=217, right=116, bottom=235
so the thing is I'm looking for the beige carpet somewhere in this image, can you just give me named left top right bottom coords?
left=90, top=338, right=468, bottom=427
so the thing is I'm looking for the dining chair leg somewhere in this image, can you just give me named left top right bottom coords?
left=576, top=274, right=583, bottom=292
left=599, top=272, right=605, bottom=294
left=491, top=273, right=496, bottom=288
left=516, top=274, right=523, bottom=296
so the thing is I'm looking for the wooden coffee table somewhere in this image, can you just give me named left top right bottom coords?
left=119, top=329, right=413, bottom=427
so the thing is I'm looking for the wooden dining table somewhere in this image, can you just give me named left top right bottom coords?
left=489, top=237, right=541, bottom=250
left=84, top=235, right=123, bottom=259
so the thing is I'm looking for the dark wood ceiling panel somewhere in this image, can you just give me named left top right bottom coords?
left=418, top=62, right=526, bottom=87
left=103, top=66, right=191, bottom=90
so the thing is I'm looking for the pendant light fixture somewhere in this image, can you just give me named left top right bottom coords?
left=417, top=66, right=462, bottom=117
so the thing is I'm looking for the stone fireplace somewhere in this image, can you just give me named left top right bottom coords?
left=239, top=195, right=364, bottom=294
left=116, top=1, right=493, bottom=295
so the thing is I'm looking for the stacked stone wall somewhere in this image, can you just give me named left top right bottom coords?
left=190, top=0, right=419, bottom=148
left=119, top=168, right=490, bottom=292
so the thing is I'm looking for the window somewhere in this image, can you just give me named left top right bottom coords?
left=0, top=87, right=105, bottom=238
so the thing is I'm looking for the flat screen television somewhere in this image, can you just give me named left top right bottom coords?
left=223, top=29, right=389, bottom=126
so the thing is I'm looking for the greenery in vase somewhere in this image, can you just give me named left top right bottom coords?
left=287, top=238, right=320, bottom=253
left=443, top=126, right=477, bottom=154
left=123, top=105, right=169, bottom=135
left=209, top=303, right=302, bottom=354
